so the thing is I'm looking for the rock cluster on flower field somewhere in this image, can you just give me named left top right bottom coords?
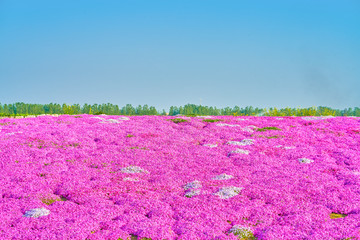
left=3, top=114, right=358, bottom=239
left=23, top=208, right=50, bottom=218
left=183, top=175, right=242, bottom=199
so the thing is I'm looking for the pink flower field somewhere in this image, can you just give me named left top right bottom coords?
left=1, top=114, right=360, bottom=240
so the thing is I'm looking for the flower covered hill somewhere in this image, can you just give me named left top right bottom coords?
left=0, top=115, right=360, bottom=239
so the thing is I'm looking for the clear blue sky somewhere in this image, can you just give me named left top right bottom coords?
left=1, top=0, right=359, bottom=111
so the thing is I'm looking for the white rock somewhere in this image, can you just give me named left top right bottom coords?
left=275, top=145, right=295, bottom=149
left=203, top=144, right=218, bottom=148
left=99, top=118, right=124, bottom=123
left=229, top=225, right=254, bottom=238
left=184, top=189, right=201, bottom=198
left=228, top=149, right=250, bottom=155
left=284, top=146, right=295, bottom=149
left=91, top=117, right=105, bottom=120
left=226, top=141, right=242, bottom=145
left=183, top=180, right=202, bottom=190
left=242, top=125, right=257, bottom=133
left=213, top=186, right=243, bottom=199
left=298, top=158, right=314, bottom=164
left=216, top=123, right=240, bottom=127
left=23, top=208, right=50, bottom=218
left=119, top=117, right=130, bottom=120
left=302, top=116, right=335, bottom=121
left=212, top=173, right=234, bottom=180
left=5, top=131, right=22, bottom=135
left=123, top=177, right=139, bottom=181
left=108, top=119, right=121, bottom=123
left=120, top=165, right=149, bottom=174
left=227, top=139, right=254, bottom=146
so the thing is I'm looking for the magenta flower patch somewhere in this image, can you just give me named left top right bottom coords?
left=0, top=115, right=359, bottom=239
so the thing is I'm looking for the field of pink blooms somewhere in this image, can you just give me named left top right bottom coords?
left=1, top=114, right=360, bottom=240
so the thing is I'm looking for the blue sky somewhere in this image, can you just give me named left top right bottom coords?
left=1, top=0, right=359, bottom=111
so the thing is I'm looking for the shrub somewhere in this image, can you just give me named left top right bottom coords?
left=167, top=118, right=188, bottom=123
left=330, top=213, right=347, bottom=219
left=256, top=127, right=282, bottom=132
left=202, top=119, right=224, bottom=123
left=94, top=111, right=105, bottom=115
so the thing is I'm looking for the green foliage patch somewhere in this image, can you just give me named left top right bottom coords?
left=266, top=135, right=284, bottom=139
left=93, top=111, right=105, bottom=115
left=202, top=119, right=224, bottom=122
left=0, top=102, right=358, bottom=116
left=256, top=127, right=282, bottom=132
left=330, top=213, right=347, bottom=219
left=129, top=146, right=149, bottom=150
left=167, top=118, right=188, bottom=123
left=41, top=196, right=67, bottom=205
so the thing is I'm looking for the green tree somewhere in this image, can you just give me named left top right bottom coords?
left=149, top=106, right=157, bottom=115
left=142, top=104, right=150, bottom=115
left=135, top=105, right=142, bottom=115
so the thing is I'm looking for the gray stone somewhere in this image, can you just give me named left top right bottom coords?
left=23, top=208, right=50, bottom=218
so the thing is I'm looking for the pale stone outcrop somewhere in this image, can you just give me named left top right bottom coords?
left=23, top=208, right=50, bottom=218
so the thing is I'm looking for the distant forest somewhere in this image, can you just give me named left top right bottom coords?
left=0, top=102, right=359, bottom=117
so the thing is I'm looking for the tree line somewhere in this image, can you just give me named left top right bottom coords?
left=0, top=102, right=359, bottom=117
